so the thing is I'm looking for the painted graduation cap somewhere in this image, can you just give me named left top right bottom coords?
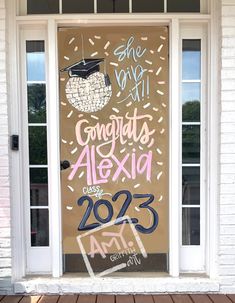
left=61, top=58, right=104, bottom=79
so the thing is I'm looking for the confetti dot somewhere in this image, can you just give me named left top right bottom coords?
left=135, top=207, right=140, bottom=212
left=160, top=57, right=165, bottom=61
left=160, top=128, right=165, bottom=134
left=62, top=139, right=67, bottom=144
left=89, top=38, right=94, bottom=45
left=157, top=148, right=162, bottom=155
left=150, top=50, right=154, bottom=54
left=157, top=162, right=163, bottom=166
left=79, top=171, right=84, bottom=179
left=61, top=102, right=66, bottom=106
left=69, top=141, right=74, bottom=145
left=158, top=116, right=163, bottom=123
left=157, top=171, right=163, bottom=180
left=91, top=52, right=98, bottom=57
left=74, top=46, right=78, bottom=52
left=160, top=36, right=166, bottom=40
left=64, top=56, right=69, bottom=61
left=105, top=52, right=109, bottom=56
left=116, top=91, right=121, bottom=97
left=95, top=35, right=101, bottom=39
left=60, top=78, right=66, bottom=82
left=104, top=41, right=110, bottom=50
left=69, top=37, right=75, bottom=45
left=145, top=60, right=152, bottom=65
left=91, top=115, right=99, bottom=120
left=157, top=90, right=164, bottom=96
left=66, top=206, right=73, bottom=210
left=112, top=107, right=119, bottom=113
left=134, top=184, right=140, bottom=188
left=141, top=37, right=148, bottom=40
left=71, top=147, right=78, bottom=155
left=162, top=102, right=167, bottom=108
left=110, top=62, right=118, bottom=67
left=143, top=103, right=151, bottom=109
left=159, top=195, right=163, bottom=202
left=157, top=44, right=164, bottom=53
left=67, top=185, right=74, bottom=192
left=67, top=110, right=73, bottom=118
left=139, top=146, right=143, bottom=151
left=158, top=81, right=165, bottom=85
left=126, top=102, right=132, bottom=107
left=153, top=107, right=159, bottom=112
left=156, top=67, right=162, bottom=76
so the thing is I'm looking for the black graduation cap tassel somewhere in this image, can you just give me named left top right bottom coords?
left=105, top=74, right=111, bottom=87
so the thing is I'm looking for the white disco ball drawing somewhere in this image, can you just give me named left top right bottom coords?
left=65, top=72, right=112, bottom=113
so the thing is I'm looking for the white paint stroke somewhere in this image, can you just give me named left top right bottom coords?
left=157, top=44, right=164, bottom=53
left=120, top=148, right=126, bottom=153
left=150, top=50, right=154, bottom=54
left=74, top=46, right=78, bottom=52
left=110, top=62, right=118, bottom=67
left=112, top=107, right=119, bottom=113
left=116, top=91, right=121, bottom=97
left=64, top=56, right=69, bottom=61
left=69, top=37, right=75, bottom=45
left=61, top=102, right=66, bottom=106
left=160, top=128, right=165, bottom=134
left=162, top=102, right=167, bottom=108
left=89, top=38, right=94, bottom=45
left=91, top=52, right=98, bottom=57
left=79, top=171, right=84, bottom=179
left=104, top=41, right=110, bottom=49
left=128, top=142, right=133, bottom=146
left=91, top=115, right=99, bottom=120
left=157, top=171, right=163, bottom=180
left=135, top=207, right=140, bottom=212
left=153, top=107, right=159, bottom=112
left=157, top=148, right=162, bottom=155
left=139, top=145, right=144, bottom=151
left=126, top=102, right=132, bottom=107
left=69, top=141, right=74, bottom=145
left=122, top=177, right=126, bottom=182
left=95, top=35, right=101, bottom=39
left=67, top=185, right=74, bottom=192
left=145, top=60, right=152, bottom=65
left=158, top=81, right=165, bottom=84
left=66, top=206, right=73, bottom=210
left=67, top=110, right=73, bottom=118
left=134, top=184, right=140, bottom=188
left=60, top=78, right=65, bottom=82
left=143, top=102, right=151, bottom=109
left=78, top=114, right=84, bottom=118
left=71, top=147, right=78, bottom=155
left=160, top=57, right=165, bottom=61
left=160, top=35, right=166, bottom=40
left=156, top=67, right=162, bottom=76
left=157, top=90, right=164, bottom=96
left=159, top=195, right=163, bottom=202
left=105, top=52, right=109, bottom=56
left=158, top=116, right=163, bottom=123
left=141, top=37, right=148, bottom=40
left=157, top=161, right=163, bottom=166
left=148, top=69, right=154, bottom=73
left=62, top=139, right=67, bottom=144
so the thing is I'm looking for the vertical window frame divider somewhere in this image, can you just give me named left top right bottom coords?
left=169, top=18, right=180, bottom=277
left=180, top=24, right=207, bottom=272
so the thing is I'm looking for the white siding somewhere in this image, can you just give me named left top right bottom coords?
left=0, top=0, right=12, bottom=294
left=220, top=0, right=235, bottom=294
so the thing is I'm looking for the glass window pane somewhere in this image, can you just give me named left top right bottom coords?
left=31, top=209, right=49, bottom=246
left=27, top=0, right=59, bottom=14
left=29, top=126, right=47, bottom=165
left=182, top=125, right=200, bottom=164
left=28, top=84, right=46, bottom=123
left=26, top=41, right=45, bottom=82
left=182, top=208, right=200, bottom=245
left=132, top=0, right=164, bottom=12
left=183, top=40, right=201, bottom=80
left=182, top=83, right=200, bottom=122
left=97, top=0, right=129, bottom=13
left=182, top=167, right=200, bottom=205
left=30, top=168, right=48, bottom=206
left=62, top=0, right=94, bottom=13
left=167, top=0, right=200, bottom=12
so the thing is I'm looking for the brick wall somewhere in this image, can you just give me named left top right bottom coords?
left=0, top=0, right=12, bottom=294
left=220, top=0, right=235, bottom=294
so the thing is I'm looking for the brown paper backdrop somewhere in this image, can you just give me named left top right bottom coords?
left=58, top=27, right=169, bottom=255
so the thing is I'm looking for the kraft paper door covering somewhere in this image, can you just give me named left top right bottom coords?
left=59, top=27, right=169, bottom=274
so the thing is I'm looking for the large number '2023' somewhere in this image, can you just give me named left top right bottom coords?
left=77, top=190, right=158, bottom=234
